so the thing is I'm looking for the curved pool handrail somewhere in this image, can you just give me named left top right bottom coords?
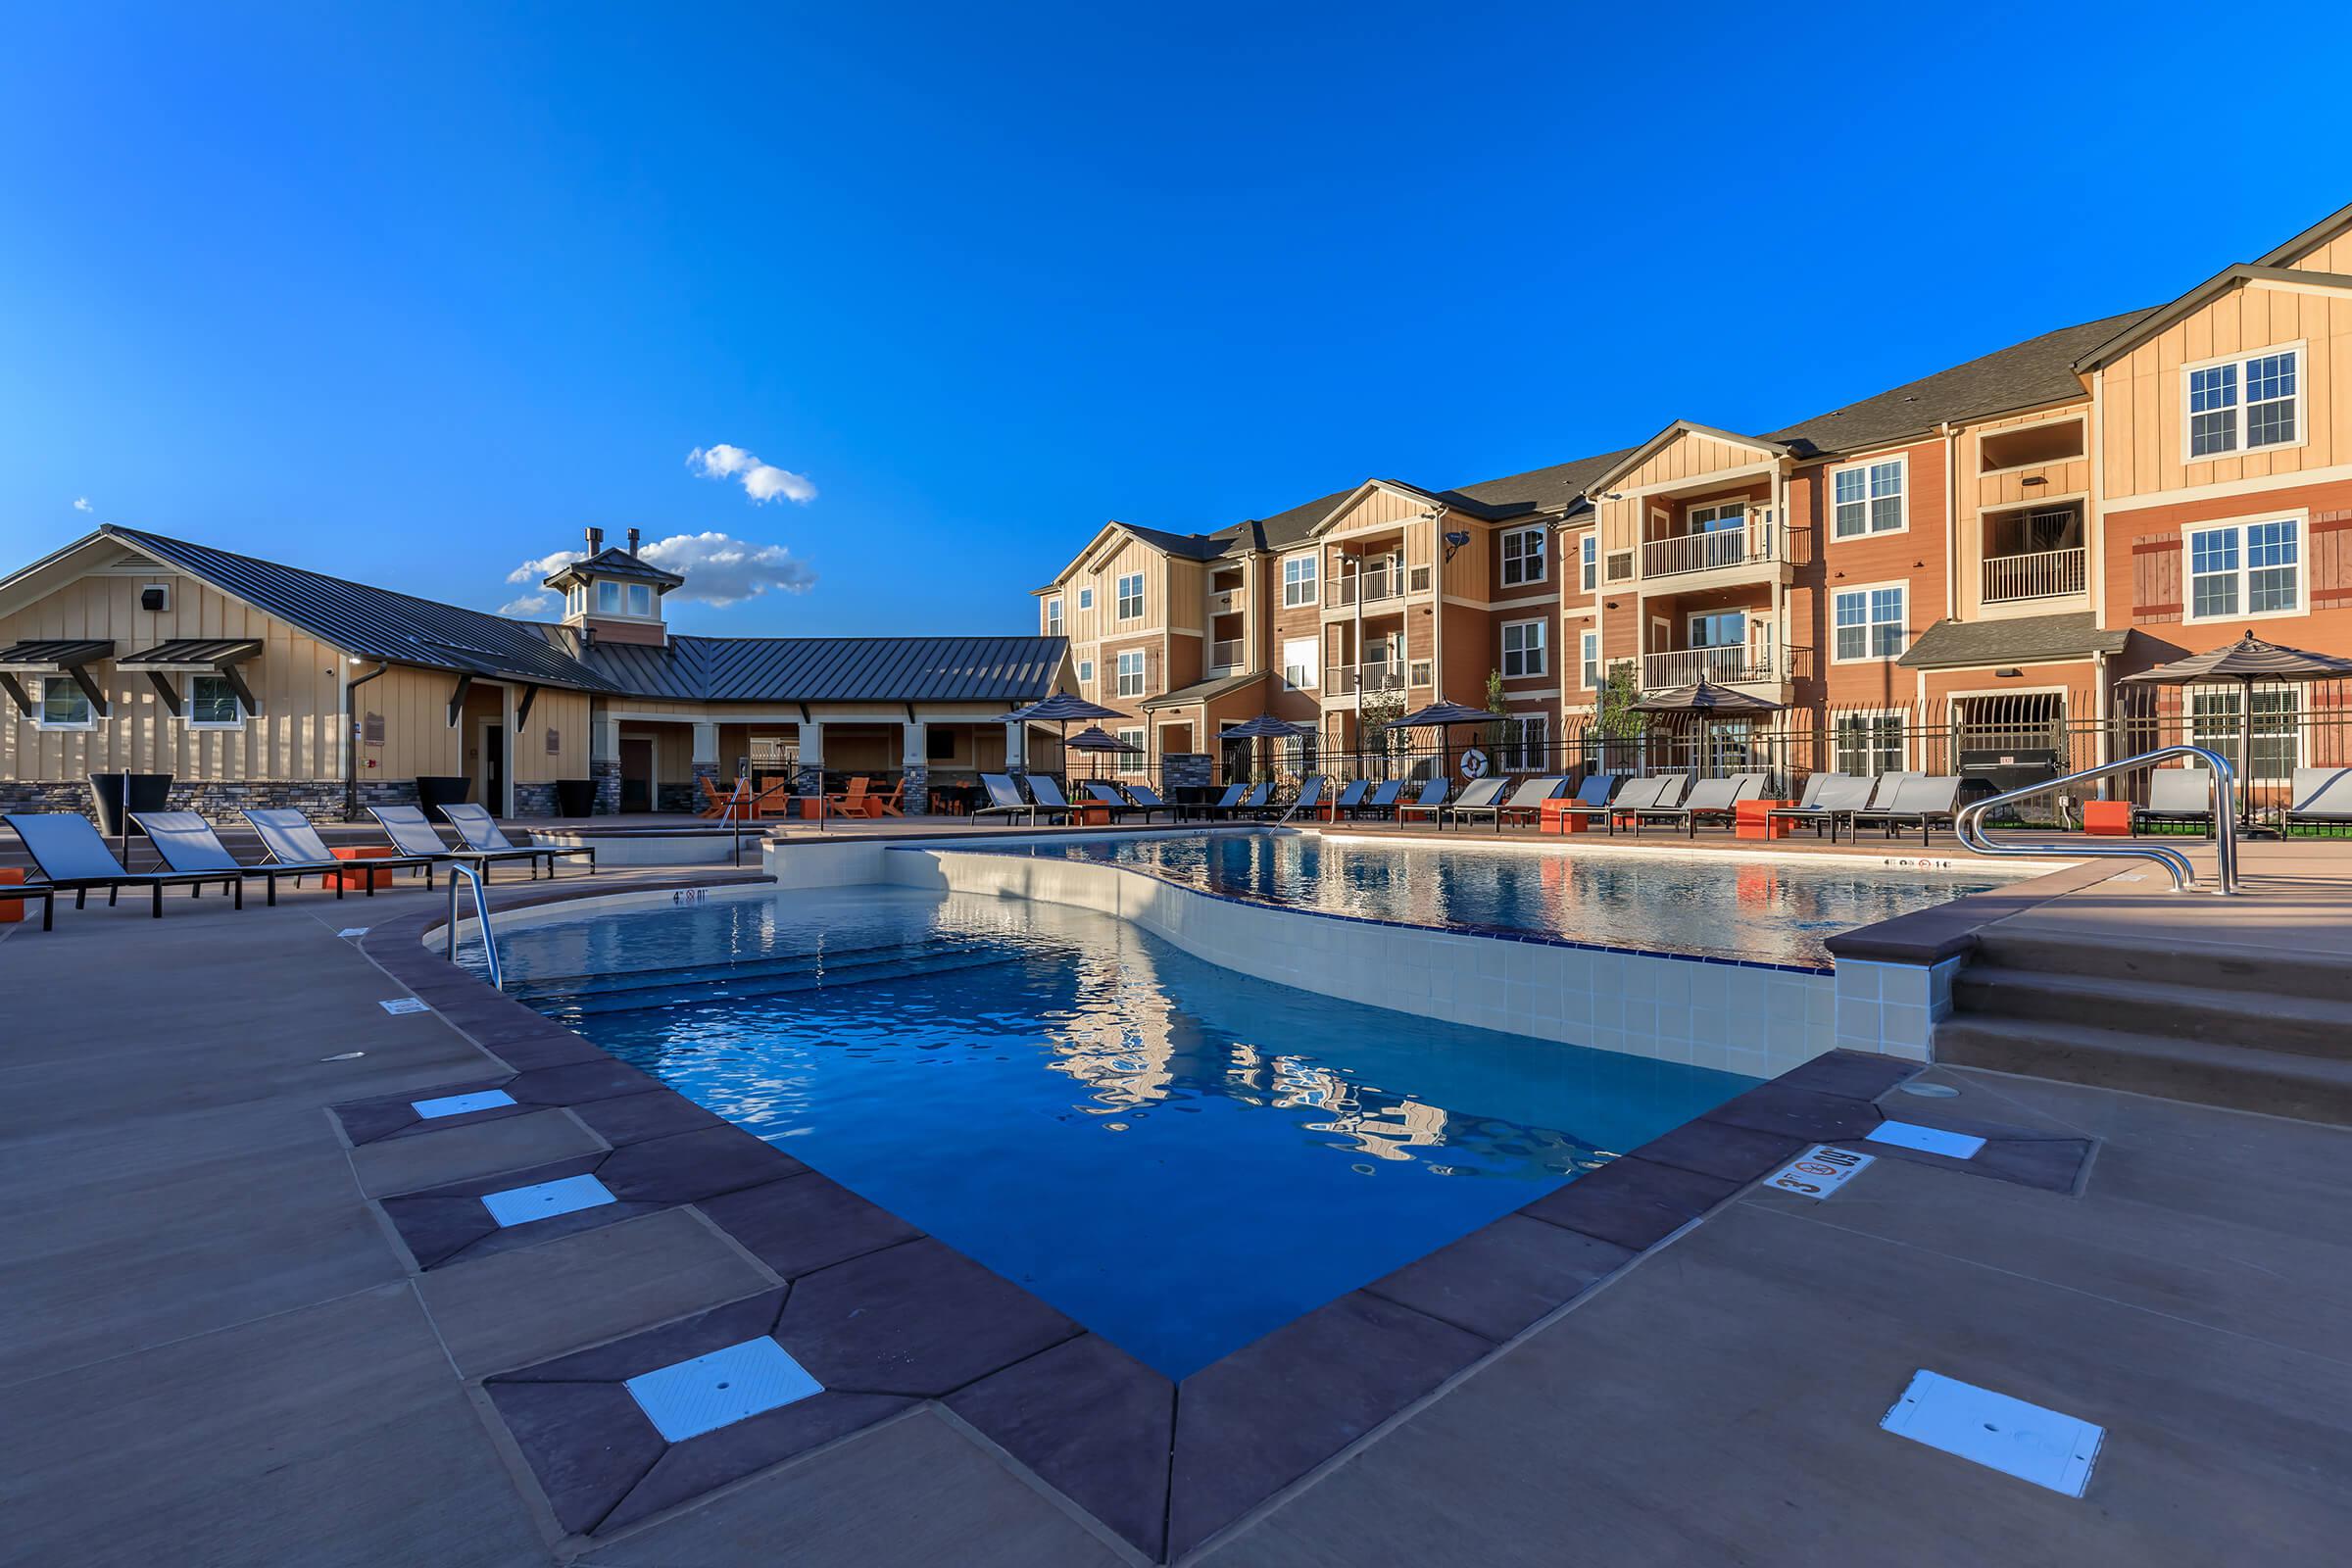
left=1953, top=743, right=2240, bottom=896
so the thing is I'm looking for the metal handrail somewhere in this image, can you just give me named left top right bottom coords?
left=1953, top=743, right=2241, bottom=895
left=443, top=857, right=504, bottom=989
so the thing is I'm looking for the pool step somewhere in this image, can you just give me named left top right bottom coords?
left=537, top=948, right=1025, bottom=1017
left=507, top=938, right=997, bottom=1002
left=1933, top=1015, right=2352, bottom=1126
left=1950, top=965, right=2351, bottom=1061
left=1968, top=929, right=2352, bottom=1004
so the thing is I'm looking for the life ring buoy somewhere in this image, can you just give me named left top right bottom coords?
left=1459, top=748, right=1490, bottom=779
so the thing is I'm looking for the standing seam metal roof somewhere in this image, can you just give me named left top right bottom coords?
left=584, top=634, right=1068, bottom=704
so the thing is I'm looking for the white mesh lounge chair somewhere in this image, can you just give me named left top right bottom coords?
left=1633, top=772, right=1767, bottom=837
left=1456, top=775, right=1566, bottom=832
left=1767, top=773, right=1872, bottom=836
left=372, top=804, right=556, bottom=882
left=1435, top=775, right=1510, bottom=829
left=136, top=809, right=351, bottom=906
left=4, top=810, right=244, bottom=918
left=247, top=807, right=441, bottom=891
left=1849, top=775, right=1963, bottom=845
left=442, top=803, right=596, bottom=876
left=2285, top=768, right=2352, bottom=832
left=1826, top=771, right=1920, bottom=841
left=1594, top=775, right=1682, bottom=835
left=975, top=773, right=1069, bottom=825
left=2132, top=767, right=2215, bottom=836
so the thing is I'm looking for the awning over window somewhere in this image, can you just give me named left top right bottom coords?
left=0, top=639, right=115, bottom=717
left=115, top=638, right=263, bottom=671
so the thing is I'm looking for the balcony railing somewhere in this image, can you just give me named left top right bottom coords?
left=1642, top=646, right=1777, bottom=689
left=1327, top=662, right=1408, bottom=696
left=1642, top=521, right=1778, bottom=579
left=1209, top=637, right=1244, bottom=670
left=1333, top=565, right=1423, bottom=607
left=1982, top=547, right=2086, bottom=605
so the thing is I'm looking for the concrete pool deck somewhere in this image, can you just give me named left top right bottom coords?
left=4, top=856, right=2351, bottom=1563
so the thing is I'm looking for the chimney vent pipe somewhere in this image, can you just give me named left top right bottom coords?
left=626, top=527, right=641, bottom=558
left=586, top=526, right=605, bottom=557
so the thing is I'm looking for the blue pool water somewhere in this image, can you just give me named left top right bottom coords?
left=474, top=886, right=1755, bottom=1378
left=1014, top=831, right=2018, bottom=966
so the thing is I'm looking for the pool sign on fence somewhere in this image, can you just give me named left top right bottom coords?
left=1765, top=1145, right=1874, bottom=1199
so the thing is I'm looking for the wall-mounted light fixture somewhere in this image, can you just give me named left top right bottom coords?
left=1443, top=529, right=1472, bottom=562
left=1994, top=667, right=2024, bottom=678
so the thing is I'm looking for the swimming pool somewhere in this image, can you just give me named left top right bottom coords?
left=1009, top=830, right=2022, bottom=966
left=473, top=885, right=1754, bottom=1379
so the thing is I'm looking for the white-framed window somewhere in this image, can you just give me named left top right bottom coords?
left=1500, top=618, right=1546, bottom=678
left=1281, top=637, right=1316, bottom=691
left=2185, top=344, right=2302, bottom=460
left=1833, top=711, right=1906, bottom=776
left=1116, top=726, right=1147, bottom=776
left=1500, top=526, right=1546, bottom=586
left=1579, top=533, right=1596, bottom=593
left=1831, top=455, right=1907, bottom=538
left=1499, top=713, right=1548, bottom=771
left=629, top=582, right=653, bottom=616
left=1076, top=660, right=1094, bottom=684
left=2189, top=688, right=2299, bottom=779
left=1046, top=597, right=1063, bottom=635
left=1282, top=555, right=1317, bottom=608
left=1115, top=573, right=1145, bottom=620
left=35, top=675, right=97, bottom=729
left=597, top=580, right=620, bottom=613
left=186, top=673, right=244, bottom=729
left=564, top=584, right=586, bottom=617
left=1114, top=650, right=1147, bottom=698
left=1580, top=629, right=1600, bottom=691
left=1833, top=583, right=1906, bottom=662
left=1076, top=587, right=1094, bottom=611
left=2186, top=516, right=2301, bottom=622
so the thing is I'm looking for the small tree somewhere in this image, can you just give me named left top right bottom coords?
left=1481, top=669, right=1509, bottom=765
left=1359, top=686, right=1406, bottom=776
left=1595, top=661, right=1645, bottom=773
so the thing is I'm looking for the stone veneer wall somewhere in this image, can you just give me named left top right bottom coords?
left=655, top=783, right=698, bottom=814
left=591, top=759, right=621, bottom=816
left=900, top=760, right=930, bottom=816
left=0, top=777, right=420, bottom=825
left=511, top=782, right=560, bottom=819
left=1162, top=753, right=1212, bottom=791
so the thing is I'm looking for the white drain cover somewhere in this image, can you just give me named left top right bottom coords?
left=1882, top=1370, right=2102, bottom=1495
left=1867, top=1120, right=1985, bottom=1159
left=481, top=1174, right=616, bottom=1228
left=625, top=1338, right=823, bottom=1442
left=412, top=1089, right=516, bottom=1119
left=378, top=998, right=429, bottom=1015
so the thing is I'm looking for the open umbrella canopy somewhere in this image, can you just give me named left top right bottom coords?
left=1220, top=713, right=1313, bottom=739
left=1631, top=679, right=1787, bottom=715
left=1065, top=725, right=1142, bottom=754
left=1394, top=700, right=1509, bottom=729
left=992, top=692, right=1128, bottom=723
left=2117, top=630, right=2352, bottom=686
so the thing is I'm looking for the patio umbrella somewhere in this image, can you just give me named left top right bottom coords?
left=1394, top=700, right=1510, bottom=781
left=1064, top=723, right=1142, bottom=779
left=2118, top=631, right=2352, bottom=832
left=1218, top=712, right=1312, bottom=783
left=1632, top=680, right=1786, bottom=778
left=992, top=691, right=1127, bottom=775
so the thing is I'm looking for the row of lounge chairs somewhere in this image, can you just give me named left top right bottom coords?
left=2132, top=765, right=2352, bottom=834
left=0, top=803, right=596, bottom=929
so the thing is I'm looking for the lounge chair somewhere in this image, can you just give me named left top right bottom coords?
left=247, top=808, right=443, bottom=891
left=1258, top=775, right=1326, bottom=820
left=1184, top=783, right=1249, bottom=821
left=1824, top=771, right=1920, bottom=841
left=975, top=773, right=1070, bottom=825
left=1849, top=775, right=1963, bottom=844
left=1082, top=781, right=1174, bottom=822
left=1026, top=775, right=1084, bottom=822
left=442, top=803, right=597, bottom=876
left=0, top=877, right=55, bottom=931
left=3, top=811, right=244, bottom=918
left=1766, top=773, right=1872, bottom=838
left=1633, top=772, right=1767, bottom=838
left=1393, top=777, right=1452, bottom=825
left=1324, top=779, right=1370, bottom=818
left=1356, top=780, right=1405, bottom=818
left=1213, top=781, right=1275, bottom=819
left=1121, top=782, right=1180, bottom=822
left=1459, top=775, right=1566, bottom=832
left=371, top=805, right=564, bottom=881
left=1435, top=775, right=1511, bottom=829
left=1546, top=772, right=1624, bottom=830
left=1590, top=775, right=1680, bottom=834
left=136, top=809, right=354, bottom=906
left=2284, top=768, right=2352, bottom=834
left=2132, top=767, right=2215, bottom=836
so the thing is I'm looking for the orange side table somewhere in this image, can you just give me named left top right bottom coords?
left=1538, top=798, right=1591, bottom=834
left=328, top=845, right=400, bottom=891
left=2082, top=799, right=2133, bottom=836
left=1737, top=799, right=1795, bottom=840
left=0, top=866, right=24, bottom=923
left=1072, top=802, right=1112, bottom=826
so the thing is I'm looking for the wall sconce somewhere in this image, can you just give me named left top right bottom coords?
left=1443, top=529, right=1472, bottom=562
left=2021, top=474, right=2048, bottom=487
left=1994, top=667, right=2024, bottom=678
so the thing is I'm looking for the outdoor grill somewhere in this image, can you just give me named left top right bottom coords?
left=1955, top=748, right=2063, bottom=815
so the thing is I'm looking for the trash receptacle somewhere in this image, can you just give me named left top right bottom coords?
left=415, top=776, right=473, bottom=823
left=88, top=772, right=174, bottom=863
left=554, top=778, right=595, bottom=817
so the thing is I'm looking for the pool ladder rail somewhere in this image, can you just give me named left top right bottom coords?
left=1954, top=743, right=2242, bottom=896
left=444, top=856, right=505, bottom=990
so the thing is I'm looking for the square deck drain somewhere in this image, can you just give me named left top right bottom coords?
left=624, top=1337, right=823, bottom=1442
left=481, top=1174, right=616, bottom=1228
left=379, top=998, right=429, bottom=1015
left=1867, top=1120, right=1986, bottom=1159
left=1882, top=1370, right=2102, bottom=1496
left=412, top=1090, right=516, bottom=1119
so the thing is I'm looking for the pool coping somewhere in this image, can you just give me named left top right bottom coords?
left=343, top=872, right=1921, bottom=1563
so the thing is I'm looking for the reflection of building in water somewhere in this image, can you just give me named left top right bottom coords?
left=1234, top=1049, right=1453, bottom=1162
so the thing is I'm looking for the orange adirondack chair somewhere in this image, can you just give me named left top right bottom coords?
left=865, top=777, right=906, bottom=816
left=697, top=775, right=733, bottom=818
left=824, top=777, right=873, bottom=816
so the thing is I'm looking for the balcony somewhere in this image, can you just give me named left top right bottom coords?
left=1207, top=587, right=1242, bottom=616
left=1326, top=662, right=1408, bottom=697
left=1332, top=564, right=1429, bottom=608
left=1209, top=637, right=1245, bottom=671
left=1982, top=547, right=2086, bottom=605
left=1642, top=522, right=1778, bottom=579
left=1642, top=646, right=1777, bottom=690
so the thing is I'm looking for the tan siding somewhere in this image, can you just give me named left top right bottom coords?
left=2285, top=226, right=2352, bottom=275
left=514, top=688, right=591, bottom=783
left=1615, top=432, right=1775, bottom=493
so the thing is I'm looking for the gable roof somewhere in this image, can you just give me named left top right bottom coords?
left=2072, top=266, right=2352, bottom=370
left=2255, top=199, right=2352, bottom=268
left=98, top=525, right=621, bottom=691
left=584, top=634, right=1067, bottom=704
left=1578, top=421, right=1791, bottom=499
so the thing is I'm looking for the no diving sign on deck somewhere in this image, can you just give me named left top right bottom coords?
left=1766, top=1145, right=1874, bottom=1199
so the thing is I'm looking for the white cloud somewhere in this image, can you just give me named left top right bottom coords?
left=506, top=549, right=585, bottom=584
left=639, top=531, right=817, bottom=605
left=499, top=592, right=556, bottom=617
left=687, top=443, right=816, bottom=506
left=73, top=496, right=92, bottom=513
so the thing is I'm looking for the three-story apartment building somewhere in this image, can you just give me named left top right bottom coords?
left=1038, top=199, right=2352, bottom=784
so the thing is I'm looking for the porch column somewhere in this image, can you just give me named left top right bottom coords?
left=691, top=721, right=719, bottom=813
left=590, top=714, right=621, bottom=816
left=902, top=720, right=930, bottom=815
left=795, top=720, right=825, bottom=797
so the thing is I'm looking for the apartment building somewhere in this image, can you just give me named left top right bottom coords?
left=1036, top=198, right=2352, bottom=784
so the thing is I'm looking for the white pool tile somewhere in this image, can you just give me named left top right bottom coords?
left=412, top=1090, right=516, bottom=1119
left=480, top=1173, right=618, bottom=1228
left=625, top=1337, right=824, bottom=1443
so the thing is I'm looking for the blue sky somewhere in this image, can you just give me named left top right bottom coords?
left=4, top=2, right=2350, bottom=635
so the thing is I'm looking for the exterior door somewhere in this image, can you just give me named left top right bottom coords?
left=479, top=722, right=507, bottom=814
left=619, top=738, right=654, bottom=812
